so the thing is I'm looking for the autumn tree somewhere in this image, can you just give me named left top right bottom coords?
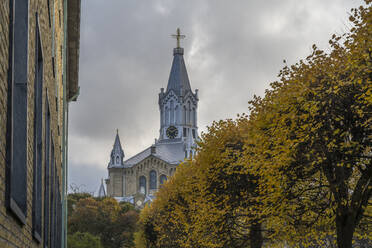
left=191, top=118, right=264, bottom=248
left=68, top=196, right=139, bottom=248
left=138, top=2, right=371, bottom=248
left=67, top=232, right=103, bottom=248
left=245, top=2, right=371, bottom=247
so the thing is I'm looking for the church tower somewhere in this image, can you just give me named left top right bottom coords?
left=158, top=28, right=199, bottom=158
left=106, top=29, right=201, bottom=205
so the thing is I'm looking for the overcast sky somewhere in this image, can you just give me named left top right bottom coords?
left=68, top=0, right=362, bottom=194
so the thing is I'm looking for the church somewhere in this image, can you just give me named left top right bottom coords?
left=102, top=29, right=199, bottom=207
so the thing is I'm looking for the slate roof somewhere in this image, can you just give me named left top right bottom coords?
left=112, top=132, right=124, bottom=157
left=166, top=47, right=192, bottom=96
left=108, top=131, right=125, bottom=168
left=122, top=140, right=185, bottom=168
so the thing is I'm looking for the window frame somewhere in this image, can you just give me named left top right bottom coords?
left=44, top=99, right=51, bottom=248
left=139, top=176, right=146, bottom=195
left=6, top=0, right=30, bottom=225
left=149, top=170, right=157, bottom=190
left=160, top=175, right=167, bottom=185
left=32, top=12, right=43, bottom=242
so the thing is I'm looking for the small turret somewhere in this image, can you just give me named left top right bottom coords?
left=108, top=129, right=125, bottom=168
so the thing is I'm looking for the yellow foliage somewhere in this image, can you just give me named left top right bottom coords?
left=138, top=2, right=372, bottom=248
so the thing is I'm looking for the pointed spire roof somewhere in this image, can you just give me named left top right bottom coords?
left=113, top=129, right=123, bottom=154
left=98, top=178, right=106, bottom=197
left=108, top=129, right=125, bottom=168
left=166, top=29, right=192, bottom=96
left=166, top=48, right=192, bottom=96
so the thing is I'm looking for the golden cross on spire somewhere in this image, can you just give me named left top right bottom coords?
left=171, top=28, right=185, bottom=48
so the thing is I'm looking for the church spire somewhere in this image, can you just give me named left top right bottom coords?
left=113, top=130, right=123, bottom=152
left=108, top=130, right=125, bottom=168
left=166, top=28, right=192, bottom=96
left=158, top=29, right=199, bottom=144
left=98, top=178, right=106, bottom=197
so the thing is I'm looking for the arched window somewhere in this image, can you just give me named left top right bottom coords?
left=139, top=176, right=146, bottom=195
left=187, top=102, right=191, bottom=124
left=160, top=175, right=167, bottom=185
left=183, top=106, right=187, bottom=125
left=175, top=105, right=179, bottom=124
left=116, top=156, right=119, bottom=164
left=193, top=107, right=196, bottom=126
left=149, top=170, right=157, bottom=189
left=161, top=107, right=164, bottom=126
left=165, top=106, right=169, bottom=125
left=170, top=100, right=174, bottom=124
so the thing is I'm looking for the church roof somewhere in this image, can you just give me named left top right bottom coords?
left=122, top=141, right=185, bottom=168
left=166, top=47, right=192, bottom=96
left=113, top=131, right=124, bottom=155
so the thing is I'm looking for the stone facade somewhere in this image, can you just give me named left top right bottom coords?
left=0, top=1, right=81, bottom=247
left=106, top=36, right=198, bottom=208
left=106, top=149, right=177, bottom=197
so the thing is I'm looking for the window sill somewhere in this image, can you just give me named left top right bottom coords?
left=10, top=198, right=26, bottom=225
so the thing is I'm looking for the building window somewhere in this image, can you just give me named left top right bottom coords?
left=6, top=0, right=29, bottom=225
left=187, top=102, right=191, bottom=124
left=193, top=107, right=196, bottom=126
left=32, top=15, right=43, bottom=241
left=44, top=102, right=51, bottom=248
left=50, top=141, right=56, bottom=247
left=170, top=100, right=174, bottom=124
left=160, top=107, right=164, bottom=126
left=165, top=106, right=169, bottom=125
left=175, top=105, right=179, bottom=124
left=116, top=156, right=119, bottom=164
left=183, top=127, right=187, bottom=137
left=56, top=181, right=62, bottom=247
left=139, top=176, right=146, bottom=195
left=192, top=129, right=196, bottom=139
left=149, top=170, right=157, bottom=190
left=183, top=106, right=187, bottom=124
left=160, top=175, right=167, bottom=185
left=47, top=0, right=52, bottom=27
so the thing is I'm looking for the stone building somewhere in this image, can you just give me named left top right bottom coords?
left=0, top=1, right=81, bottom=247
left=105, top=30, right=199, bottom=208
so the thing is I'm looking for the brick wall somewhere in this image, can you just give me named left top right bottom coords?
left=0, top=0, right=66, bottom=247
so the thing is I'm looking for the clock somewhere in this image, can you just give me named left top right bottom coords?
left=166, top=126, right=178, bottom=139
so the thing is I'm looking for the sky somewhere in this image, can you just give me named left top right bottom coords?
left=68, top=0, right=363, bottom=194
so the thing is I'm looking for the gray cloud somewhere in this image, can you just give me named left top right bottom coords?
left=68, top=0, right=362, bottom=193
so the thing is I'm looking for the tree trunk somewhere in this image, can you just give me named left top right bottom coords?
left=250, top=221, right=263, bottom=248
left=336, top=213, right=355, bottom=248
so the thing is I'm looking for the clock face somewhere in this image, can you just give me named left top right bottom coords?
left=166, top=126, right=178, bottom=139
left=136, top=200, right=143, bottom=207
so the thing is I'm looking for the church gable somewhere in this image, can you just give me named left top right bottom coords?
left=125, top=156, right=175, bottom=197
